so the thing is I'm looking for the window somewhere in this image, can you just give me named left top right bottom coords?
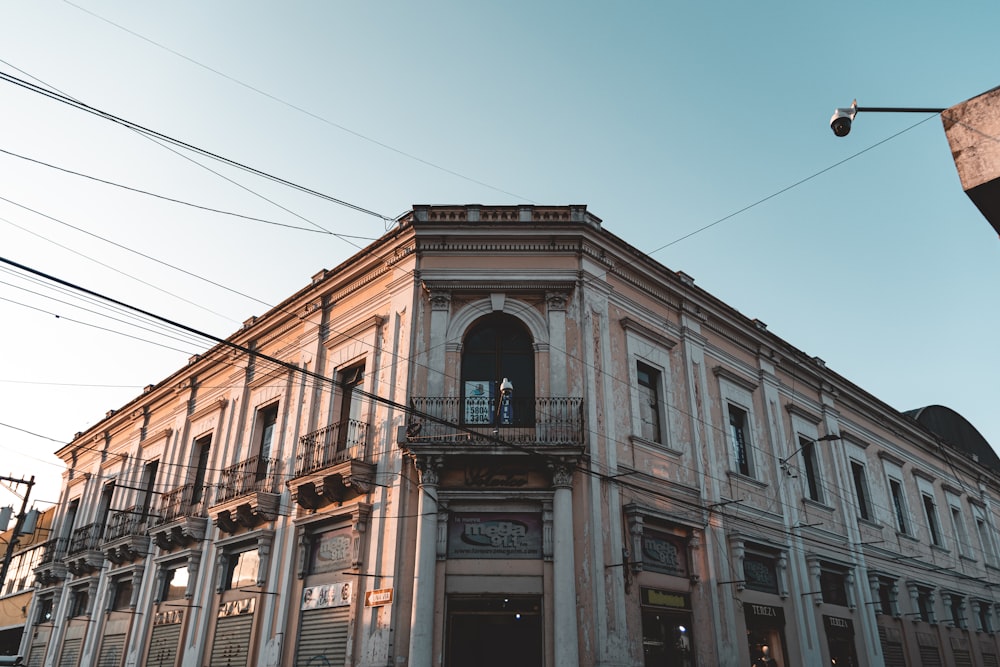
left=977, top=517, right=996, bottom=565
left=950, top=503, right=971, bottom=558
left=743, top=553, right=779, bottom=594
left=161, top=565, right=189, bottom=601
left=877, top=577, right=898, bottom=616
left=225, top=548, right=260, bottom=591
left=112, top=578, right=133, bottom=611
left=850, top=461, right=872, bottom=520
left=801, top=438, right=822, bottom=502
left=139, top=460, right=159, bottom=523
left=636, top=362, right=663, bottom=444
left=820, top=566, right=849, bottom=607
left=728, top=405, right=754, bottom=477
left=914, top=586, right=935, bottom=623
left=461, top=313, right=535, bottom=426
left=950, top=594, right=966, bottom=628
left=923, top=494, right=943, bottom=547
left=35, top=596, right=53, bottom=624
left=889, top=479, right=910, bottom=535
left=191, top=434, right=212, bottom=505
left=254, top=403, right=279, bottom=480
left=336, top=363, right=366, bottom=452
left=69, top=587, right=90, bottom=617
left=977, top=601, right=993, bottom=632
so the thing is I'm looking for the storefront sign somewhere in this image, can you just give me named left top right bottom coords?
left=302, top=581, right=353, bottom=610
left=642, top=530, right=687, bottom=577
left=824, top=615, right=853, bottom=632
left=747, top=604, right=785, bottom=623
left=153, top=609, right=184, bottom=626
left=447, top=512, right=543, bottom=559
left=364, top=588, right=394, bottom=607
left=640, top=587, right=691, bottom=610
left=464, top=465, right=529, bottom=488
left=310, top=529, right=353, bottom=574
left=218, top=597, right=255, bottom=618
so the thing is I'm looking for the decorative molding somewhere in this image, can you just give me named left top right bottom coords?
left=189, top=398, right=228, bottom=423
left=785, top=403, right=822, bottom=425
left=712, top=366, right=759, bottom=392
left=325, top=315, right=385, bottom=350
left=620, top=317, right=677, bottom=350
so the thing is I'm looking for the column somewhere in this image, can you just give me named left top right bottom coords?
left=408, top=456, right=441, bottom=667
left=551, top=463, right=579, bottom=667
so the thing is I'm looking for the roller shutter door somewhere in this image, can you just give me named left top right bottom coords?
left=25, top=641, right=47, bottom=667
left=209, top=614, right=253, bottom=667
left=953, top=649, right=973, bottom=667
left=877, top=626, right=906, bottom=667
left=984, top=653, right=999, bottom=667
left=97, top=633, right=126, bottom=667
left=147, top=623, right=182, bottom=667
left=57, top=637, right=82, bottom=667
left=917, top=644, right=942, bottom=667
left=295, top=606, right=350, bottom=666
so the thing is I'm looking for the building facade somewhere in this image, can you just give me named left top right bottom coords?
left=21, top=204, right=1000, bottom=667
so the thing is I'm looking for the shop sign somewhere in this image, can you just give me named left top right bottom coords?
left=747, top=604, right=785, bottom=623
left=447, top=512, right=543, bottom=559
left=153, top=609, right=184, bottom=626
left=464, top=465, right=529, bottom=488
left=302, top=581, right=353, bottom=610
left=364, top=588, right=394, bottom=607
left=823, top=615, right=854, bottom=633
left=310, top=528, right=353, bottom=575
left=642, top=530, right=687, bottom=576
left=640, top=587, right=691, bottom=610
left=218, top=597, right=255, bottom=618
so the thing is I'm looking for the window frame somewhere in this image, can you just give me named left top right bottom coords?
left=850, top=460, right=873, bottom=521
left=801, top=437, right=824, bottom=503
left=922, top=492, right=943, bottom=547
left=728, top=403, right=755, bottom=478
left=635, top=361, right=664, bottom=445
left=888, top=477, right=910, bottom=535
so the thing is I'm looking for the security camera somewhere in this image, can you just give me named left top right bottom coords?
left=830, top=100, right=858, bottom=137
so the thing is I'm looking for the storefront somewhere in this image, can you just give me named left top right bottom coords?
left=640, top=588, right=694, bottom=667
left=744, top=603, right=788, bottom=667
left=823, top=615, right=859, bottom=667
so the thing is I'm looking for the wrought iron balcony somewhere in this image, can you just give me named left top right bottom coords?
left=406, top=396, right=584, bottom=447
left=150, top=483, right=208, bottom=551
left=102, top=506, right=151, bottom=564
left=211, top=455, right=281, bottom=534
left=34, top=538, right=68, bottom=587
left=295, top=419, right=371, bottom=476
left=289, top=419, right=375, bottom=510
left=65, top=523, right=104, bottom=576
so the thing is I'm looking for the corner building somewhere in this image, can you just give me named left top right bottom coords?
left=24, top=205, right=1000, bottom=667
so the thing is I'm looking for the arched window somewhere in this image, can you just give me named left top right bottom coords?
left=461, top=313, right=535, bottom=426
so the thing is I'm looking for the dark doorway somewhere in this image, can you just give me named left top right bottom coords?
left=447, top=596, right=542, bottom=667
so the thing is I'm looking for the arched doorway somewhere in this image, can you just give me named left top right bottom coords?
left=461, top=313, right=535, bottom=426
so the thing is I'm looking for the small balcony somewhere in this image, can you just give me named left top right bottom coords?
left=149, top=482, right=208, bottom=551
left=65, top=523, right=104, bottom=576
left=289, top=419, right=375, bottom=510
left=404, top=396, right=585, bottom=455
left=211, top=455, right=281, bottom=534
left=34, top=538, right=68, bottom=587
left=101, top=506, right=151, bottom=564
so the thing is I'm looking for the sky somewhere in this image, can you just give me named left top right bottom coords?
left=1, top=1, right=999, bottom=512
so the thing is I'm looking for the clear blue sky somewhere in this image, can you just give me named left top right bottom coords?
left=2, top=1, right=998, bottom=509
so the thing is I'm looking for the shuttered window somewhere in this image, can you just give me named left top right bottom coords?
left=983, top=653, right=999, bottom=667
left=147, top=623, right=182, bottom=667
left=296, top=606, right=350, bottom=666
left=953, top=649, right=973, bottom=667
left=918, top=645, right=942, bottom=667
left=57, top=637, right=82, bottom=667
left=877, top=626, right=907, bottom=667
left=209, top=614, right=253, bottom=667
left=97, top=633, right=126, bottom=667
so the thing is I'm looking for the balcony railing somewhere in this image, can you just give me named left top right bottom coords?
left=38, top=538, right=68, bottom=565
left=295, top=419, right=370, bottom=477
left=155, top=482, right=207, bottom=525
left=103, top=506, right=149, bottom=542
left=215, top=455, right=280, bottom=505
left=67, top=523, right=102, bottom=557
left=407, top=396, right=584, bottom=445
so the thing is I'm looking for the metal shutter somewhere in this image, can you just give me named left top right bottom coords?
left=877, top=627, right=907, bottom=667
left=209, top=614, right=254, bottom=667
left=147, top=623, right=182, bottom=667
left=97, top=633, right=126, bottom=667
left=953, top=649, right=973, bottom=667
left=57, top=637, right=82, bottom=667
left=984, top=653, right=999, bottom=667
left=295, top=606, right=350, bottom=666
left=917, top=645, right=942, bottom=667
left=25, top=641, right=47, bottom=667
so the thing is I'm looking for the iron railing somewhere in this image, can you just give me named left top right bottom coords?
left=408, top=396, right=584, bottom=445
left=103, top=506, right=149, bottom=542
left=67, top=523, right=102, bottom=556
left=38, top=538, right=68, bottom=565
left=295, top=419, right=370, bottom=477
left=215, top=455, right=280, bottom=505
left=156, top=482, right=207, bottom=525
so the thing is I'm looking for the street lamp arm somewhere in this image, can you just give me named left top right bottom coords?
left=779, top=433, right=841, bottom=470
left=856, top=106, right=946, bottom=114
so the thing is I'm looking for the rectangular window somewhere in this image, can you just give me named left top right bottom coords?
left=977, top=517, right=995, bottom=565
left=191, top=434, right=211, bottom=505
left=916, top=587, right=933, bottom=622
left=850, top=461, right=872, bottom=520
left=877, top=578, right=897, bottom=616
left=950, top=504, right=971, bottom=558
left=255, top=403, right=279, bottom=480
left=889, top=479, right=909, bottom=534
left=801, top=438, right=822, bottom=502
left=161, top=565, right=189, bottom=601
left=820, top=567, right=848, bottom=606
left=35, top=596, right=53, bottom=625
left=337, top=364, right=366, bottom=452
left=636, top=362, right=663, bottom=444
left=225, top=548, right=260, bottom=591
left=742, top=553, right=779, bottom=594
left=112, top=579, right=133, bottom=611
left=923, top=494, right=942, bottom=546
left=139, top=460, right=159, bottom=523
left=977, top=601, right=993, bottom=632
left=69, top=587, right=90, bottom=617
left=728, top=405, right=753, bottom=477
left=951, top=594, right=966, bottom=628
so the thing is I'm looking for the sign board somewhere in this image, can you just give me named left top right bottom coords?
left=302, top=581, right=353, bottom=610
left=447, top=512, right=543, bottom=559
left=464, top=380, right=493, bottom=424
left=364, top=588, right=394, bottom=607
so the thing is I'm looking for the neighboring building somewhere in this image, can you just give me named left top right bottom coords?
left=0, top=505, right=53, bottom=659
left=23, top=204, right=1000, bottom=667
